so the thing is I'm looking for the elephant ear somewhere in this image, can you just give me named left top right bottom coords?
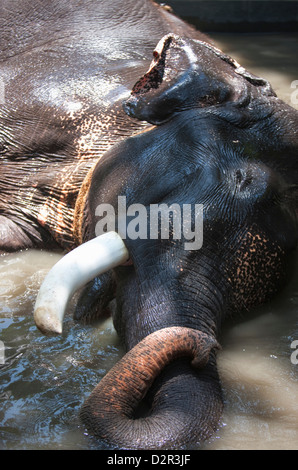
left=123, top=34, right=275, bottom=125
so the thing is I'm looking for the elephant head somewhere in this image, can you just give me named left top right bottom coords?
left=34, top=35, right=298, bottom=449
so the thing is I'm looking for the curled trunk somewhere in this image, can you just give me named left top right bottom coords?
left=80, top=326, right=223, bottom=449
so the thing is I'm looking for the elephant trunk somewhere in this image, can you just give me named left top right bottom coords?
left=80, top=326, right=222, bottom=449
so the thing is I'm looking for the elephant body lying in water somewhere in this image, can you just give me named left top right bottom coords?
left=0, top=0, right=297, bottom=449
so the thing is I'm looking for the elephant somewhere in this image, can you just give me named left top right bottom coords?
left=1, top=0, right=297, bottom=450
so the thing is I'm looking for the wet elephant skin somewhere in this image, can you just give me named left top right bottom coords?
left=0, top=0, right=298, bottom=450
left=0, top=0, right=204, bottom=251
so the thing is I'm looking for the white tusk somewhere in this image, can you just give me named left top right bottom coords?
left=34, top=231, right=129, bottom=335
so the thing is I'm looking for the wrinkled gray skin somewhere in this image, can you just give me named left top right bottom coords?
left=0, top=0, right=297, bottom=450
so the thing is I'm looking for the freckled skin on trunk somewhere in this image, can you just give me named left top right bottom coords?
left=80, top=327, right=222, bottom=449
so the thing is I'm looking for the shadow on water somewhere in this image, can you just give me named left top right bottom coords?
left=0, top=33, right=298, bottom=450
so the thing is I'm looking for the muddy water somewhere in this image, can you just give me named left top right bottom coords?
left=0, top=34, right=297, bottom=450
